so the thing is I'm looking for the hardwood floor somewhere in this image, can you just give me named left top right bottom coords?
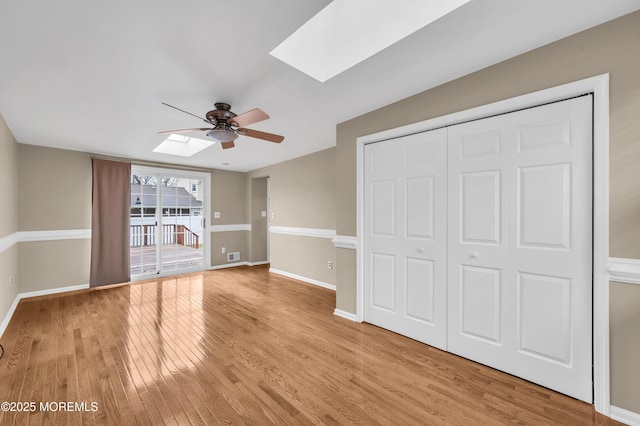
left=0, top=265, right=621, bottom=425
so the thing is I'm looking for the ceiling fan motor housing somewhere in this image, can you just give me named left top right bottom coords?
left=206, top=102, right=238, bottom=124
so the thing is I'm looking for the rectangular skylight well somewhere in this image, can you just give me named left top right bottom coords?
left=270, top=0, right=471, bottom=82
left=153, top=134, right=214, bottom=157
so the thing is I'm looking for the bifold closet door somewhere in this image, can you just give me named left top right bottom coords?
left=364, top=129, right=448, bottom=350
left=447, top=95, right=593, bottom=402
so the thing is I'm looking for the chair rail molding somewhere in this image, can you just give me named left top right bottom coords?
left=0, top=232, right=20, bottom=254
left=210, top=224, right=252, bottom=232
left=332, top=235, right=357, bottom=250
left=269, top=226, right=336, bottom=239
left=1, top=229, right=92, bottom=254
left=608, top=257, right=640, bottom=285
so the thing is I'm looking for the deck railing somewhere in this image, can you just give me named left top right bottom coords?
left=130, top=224, right=199, bottom=248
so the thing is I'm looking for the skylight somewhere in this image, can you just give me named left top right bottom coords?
left=270, top=0, right=471, bottom=82
left=153, top=134, right=214, bottom=157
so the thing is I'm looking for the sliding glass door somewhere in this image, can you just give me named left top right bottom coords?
left=130, top=167, right=209, bottom=278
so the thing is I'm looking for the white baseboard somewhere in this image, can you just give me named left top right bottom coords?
left=0, top=283, right=90, bottom=339
left=210, top=261, right=250, bottom=270
left=19, top=283, right=90, bottom=299
left=269, top=268, right=336, bottom=291
left=611, top=405, right=640, bottom=426
left=334, top=309, right=358, bottom=322
left=0, top=294, right=21, bottom=339
left=210, top=261, right=270, bottom=270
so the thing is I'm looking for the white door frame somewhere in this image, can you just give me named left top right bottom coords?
left=356, top=74, right=610, bottom=415
left=131, top=165, right=212, bottom=278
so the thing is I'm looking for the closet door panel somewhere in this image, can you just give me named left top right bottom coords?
left=364, top=128, right=448, bottom=349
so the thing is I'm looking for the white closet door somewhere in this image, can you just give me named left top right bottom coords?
left=447, top=96, right=592, bottom=402
left=364, top=129, right=448, bottom=350
left=447, top=114, right=511, bottom=367
left=507, top=97, right=592, bottom=402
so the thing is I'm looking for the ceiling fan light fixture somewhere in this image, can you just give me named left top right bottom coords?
left=205, top=128, right=238, bottom=143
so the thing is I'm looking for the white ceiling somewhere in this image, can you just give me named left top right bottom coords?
left=1, top=1, right=638, bottom=172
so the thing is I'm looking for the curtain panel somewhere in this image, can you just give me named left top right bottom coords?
left=90, top=159, right=131, bottom=287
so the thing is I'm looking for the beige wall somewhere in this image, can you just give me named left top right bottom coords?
left=250, top=177, right=268, bottom=263
left=336, top=11, right=640, bottom=413
left=18, top=144, right=92, bottom=231
left=0, top=114, right=19, bottom=331
left=210, top=231, right=248, bottom=266
left=250, top=148, right=336, bottom=229
left=15, top=144, right=93, bottom=294
left=270, top=234, right=336, bottom=285
left=610, top=282, right=640, bottom=412
left=249, top=148, right=336, bottom=285
left=211, top=169, right=248, bottom=225
left=18, top=240, right=91, bottom=292
left=0, top=115, right=19, bottom=238
left=210, top=169, right=249, bottom=266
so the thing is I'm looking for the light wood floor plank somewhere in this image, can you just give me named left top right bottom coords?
left=0, top=265, right=623, bottom=425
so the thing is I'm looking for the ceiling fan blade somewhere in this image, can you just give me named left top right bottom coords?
left=229, top=108, right=269, bottom=127
left=220, top=141, right=235, bottom=149
left=237, top=128, right=284, bottom=143
left=161, top=102, right=214, bottom=124
left=157, top=128, right=211, bottom=134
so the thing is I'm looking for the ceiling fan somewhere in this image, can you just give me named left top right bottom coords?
left=159, top=102, right=284, bottom=149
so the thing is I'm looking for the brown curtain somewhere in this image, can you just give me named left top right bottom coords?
left=90, top=159, right=131, bottom=287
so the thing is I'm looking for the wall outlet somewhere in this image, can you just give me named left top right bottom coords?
left=327, top=261, right=333, bottom=270
left=222, top=247, right=226, bottom=254
left=9, top=276, right=13, bottom=287
left=214, top=211, right=221, bottom=219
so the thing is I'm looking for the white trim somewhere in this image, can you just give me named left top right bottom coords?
left=209, top=261, right=270, bottom=270
left=608, top=258, right=640, bottom=285
left=210, top=262, right=248, bottom=270
left=332, top=235, right=357, bottom=250
left=592, top=74, right=610, bottom=416
left=269, top=226, right=336, bottom=239
left=610, top=406, right=640, bottom=426
left=1, top=283, right=90, bottom=338
left=0, top=232, right=20, bottom=254
left=0, top=294, right=20, bottom=339
left=333, top=309, right=359, bottom=322
left=356, top=74, right=610, bottom=414
left=210, top=224, right=252, bottom=232
left=269, top=268, right=336, bottom=291
left=0, top=230, right=92, bottom=254
left=18, top=229, right=92, bottom=242
left=19, top=283, right=90, bottom=299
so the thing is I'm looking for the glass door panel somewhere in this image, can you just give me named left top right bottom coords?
left=160, top=177, right=204, bottom=272
left=130, top=175, right=160, bottom=276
